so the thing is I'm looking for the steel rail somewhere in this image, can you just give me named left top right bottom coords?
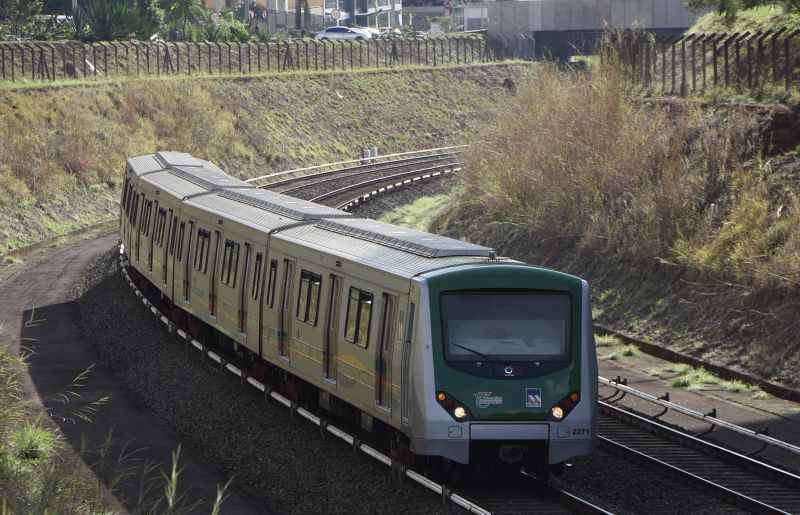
left=337, top=169, right=457, bottom=211
left=599, top=403, right=800, bottom=514
left=310, top=162, right=460, bottom=203
left=598, top=375, right=800, bottom=457
left=245, top=145, right=467, bottom=185
left=273, top=153, right=459, bottom=194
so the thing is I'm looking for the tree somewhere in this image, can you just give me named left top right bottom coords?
left=73, top=0, right=162, bottom=41
left=161, top=0, right=204, bottom=39
left=5, top=0, right=44, bottom=33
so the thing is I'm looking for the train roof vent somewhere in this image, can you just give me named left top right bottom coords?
left=127, top=154, right=164, bottom=175
left=155, top=151, right=204, bottom=168
left=217, top=189, right=351, bottom=221
left=317, top=218, right=495, bottom=258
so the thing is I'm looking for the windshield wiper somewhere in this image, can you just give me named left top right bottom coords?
left=450, top=342, right=492, bottom=361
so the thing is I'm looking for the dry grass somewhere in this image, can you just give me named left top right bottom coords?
left=455, top=62, right=800, bottom=292
left=0, top=64, right=529, bottom=254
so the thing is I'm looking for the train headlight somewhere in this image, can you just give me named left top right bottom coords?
left=436, top=391, right=470, bottom=422
left=550, top=391, right=580, bottom=421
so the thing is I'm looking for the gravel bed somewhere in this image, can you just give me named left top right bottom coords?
left=273, top=155, right=457, bottom=199
left=284, top=162, right=457, bottom=204
left=75, top=251, right=447, bottom=515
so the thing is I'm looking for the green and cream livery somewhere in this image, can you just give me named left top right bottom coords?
left=406, top=264, right=598, bottom=469
left=120, top=151, right=597, bottom=477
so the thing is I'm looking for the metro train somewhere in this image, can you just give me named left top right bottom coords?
left=119, top=151, right=598, bottom=480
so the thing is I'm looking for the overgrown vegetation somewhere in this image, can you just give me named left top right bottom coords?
left=0, top=64, right=528, bottom=253
left=0, top=343, right=231, bottom=512
left=440, top=62, right=800, bottom=387
left=649, top=363, right=769, bottom=397
left=456, top=64, right=800, bottom=286
left=686, top=0, right=800, bottom=27
left=378, top=194, right=451, bottom=231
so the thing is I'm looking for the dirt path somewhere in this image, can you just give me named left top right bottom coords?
left=0, top=231, right=263, bottom=514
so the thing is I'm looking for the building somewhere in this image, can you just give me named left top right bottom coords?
left=204, top=0, right=401, bottom=28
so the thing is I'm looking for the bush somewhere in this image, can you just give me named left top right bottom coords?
left=457, top=63, right=773, bottom=282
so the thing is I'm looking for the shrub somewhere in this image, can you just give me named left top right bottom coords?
left=458, top=63, right=759, bottom=266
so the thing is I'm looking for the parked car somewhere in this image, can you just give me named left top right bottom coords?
left=314, top=26, right=372, bottom=40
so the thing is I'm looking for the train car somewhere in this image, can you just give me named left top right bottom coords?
left=120, top=151, right=598, bottom=479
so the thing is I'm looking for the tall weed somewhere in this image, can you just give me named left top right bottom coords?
left=458, top=64, right=772, bottom=284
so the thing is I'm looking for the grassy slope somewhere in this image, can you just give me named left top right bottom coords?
left=0, top=63, right=530, bottom=254
left=688, top=4, right=800, bottom=33
left=437, top=66, right=800, bottom=390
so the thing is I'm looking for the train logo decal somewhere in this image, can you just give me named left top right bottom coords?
left=525, top=388, right=542, bottom=408
left=474, top=391, right=503, bottom=408
left=504, top=365, right=514, bottom=376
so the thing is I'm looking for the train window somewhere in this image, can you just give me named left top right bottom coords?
left=220, top=239, right=240, bottom=288
left=251, top=253, right=263, bottom=300
left=175, top=222, right=185, bottom=261
left=140, top=200, right=151, bottom=235
left=267, top=259, right=279, bottom=308
left=345, top=287, right=373, bottom=348
left=155, top=209, right=167, bottom=247
left=194, top=229, right=211, bottom=273
left=169, top=217, right=179, bottom=255
left=296, top=270, right=322, bottom=326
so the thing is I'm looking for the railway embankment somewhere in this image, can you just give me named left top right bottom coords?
left=436, top=64, right=800, bottom=395
left=0, top=62, right=528, bottom=255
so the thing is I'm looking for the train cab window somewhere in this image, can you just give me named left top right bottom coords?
left=345, top=287, right=373, bottom=348
left=194, top=229, right=211, bottom=273
left=251, top=253, right=263, bottom=300
left=296, top=270, right=322, bottom=326
left=220, top=239, right=240, bottom=288
left=267, top=259, right=278, bottom=308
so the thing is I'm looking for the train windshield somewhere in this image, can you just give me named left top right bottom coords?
left=441, top=291, right=570, bottom=362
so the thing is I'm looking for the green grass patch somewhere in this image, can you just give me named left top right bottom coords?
left=649, top=363, right=768, bottom=398
left=688, top=5, right=800, bottom=34
left=379, top=194, right=451, bottom=232
left=0, top=344, right=230, bottom=511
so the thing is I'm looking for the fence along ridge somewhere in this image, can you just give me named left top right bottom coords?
left=604, top=27, right=800, bottom=95
left=0, top=35, right=492, bottom=82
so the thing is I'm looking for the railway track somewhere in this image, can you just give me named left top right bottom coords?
left=597, top=393, right=800, bottom=514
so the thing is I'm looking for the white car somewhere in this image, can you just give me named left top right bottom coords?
left=314, top=26, right=372, bottom=40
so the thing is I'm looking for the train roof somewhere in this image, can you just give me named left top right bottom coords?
left=129, top=151, right=502, bottom=277
left=127, top=151, right=249, bottom=191
left=275, top=220, right=499, bottom=279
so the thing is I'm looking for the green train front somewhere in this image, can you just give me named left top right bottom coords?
left=407, top=263, right=598, bottom=469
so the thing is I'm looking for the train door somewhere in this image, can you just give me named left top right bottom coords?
left=167, top=215, right=180, bottom=298
left=182, top=221, right=194, bottom=303
left=323, top=274, right=342, bottom=380
left=237, top=242, right=252, bottom=335
left=400, top=302, right=415, bottom=428
left=148, top=200, right=158, bottom=273
left=278, top=258, right=295, bottom=361
left=162, top=209, right=174, bottom=287
left=376, top=293, right=397, bottom=409
left=134, top=193, right=143, bottom=262
left=245, top=247, right=266, bottom=356
left=209, top=230, right=221, bottom=317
